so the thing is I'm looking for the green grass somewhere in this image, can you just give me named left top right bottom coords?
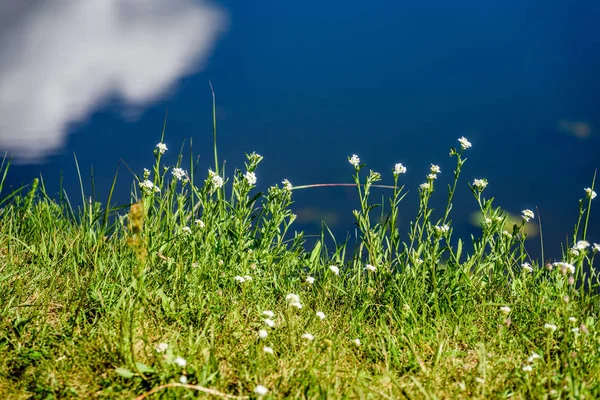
left=0, top=122, right=599, bottom=399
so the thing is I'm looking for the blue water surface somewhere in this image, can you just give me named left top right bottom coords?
left=2, top=0, right=599, bottom=260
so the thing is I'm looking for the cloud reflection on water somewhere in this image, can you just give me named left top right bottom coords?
left=0, top=0, right=226, bottom=163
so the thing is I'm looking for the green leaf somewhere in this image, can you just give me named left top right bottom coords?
left=115, top=367, right=135, bottom=379
left=310, top=240, right=322, bottom=266
left=135, top=362, right=155, bottom=374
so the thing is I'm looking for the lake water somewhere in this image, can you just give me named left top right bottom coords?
left=1, top=0, right=598, bottom=260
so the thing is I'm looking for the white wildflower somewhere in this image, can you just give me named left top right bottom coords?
left=593, top=243, right=600, bottom=252
left=574, top=240, right=590, bottom=250
left=244, top=171, right=257, bottom=185
left=290, top=302, right=303, bottom=309
left=430, top=164, right=441, bottom=174
left=301, top=333, right=314, bottom=341
left=234, top=276, right=246, bottom=283
left=171, top=167, right=186, bottom=181
left=427, top=173, right=438, bottom=180
left=572, top=327, right=580, bottom=334
left=181, top=226, right=192, bottom=235
left=143, top=168, right=151, bottom=178
left=263, top=346, right=274, bottom=355
left=568, top=317, right=577, bottom=323
left=264, top=318, right=275, bottom=328
left=553, top=262, right=575, bottom=275
left=316, top=311, right=326, bottom=320
left=544, top=323, right=558, bottom=332
left=254, top=385, right=269, bottom=396
left=174, top=356, right=187, bottom=367
left=527, top=353, right=542, bottom=363
left=140, top=179, right=160, bottom=194
left=521, top=209, right=535, bottom=222
left=243, top=275, right=253, bottom=282
left=365, top=264, right=377, bottom=272
left=522, top=365, right=533, bottom=372
left=329, top=265, right=340, bottom=275
left=211, top=173, right=224, bottom=189
left=502, top=230, right=513, bottom=239
left=352, top=338, right=361, bottom=347
left=473, top=179, right=488, bottom=190
left=499, top=306, right=511, bottom=315
left=285, top=293, right=300, bottom=304
left=521, top=263, right=533, bottom=272
left=394, top=163, right=407, bottom=175
left=306, top=276, right=315, bottom=284
left=262, top=310, right=275, bottom=318
left=569, top=249, right=580, bottom=257
left=195, top=219, right=205, bottom=228
left=155, top=343, right=168, bottom=353
left=420, top=182, right=431, bottom=190
left=585, top=187, right=597, bottom=199
left=458, top=136, right=472, bottom=150
left=156, top=143, right=168, bottom=154
left=258, top=329, right=268, bottom=339
left=349, top=154, right=360, bottom=168
left=179, top=375, right=188, bottom=384
left=282, top=179, right=293, bottom=191
left=434, top=224, right=450, bottom=234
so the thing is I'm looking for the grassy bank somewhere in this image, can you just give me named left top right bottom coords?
left=0, top=129, right=599, bottom=399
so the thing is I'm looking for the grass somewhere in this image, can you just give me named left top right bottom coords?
left=0, top=112, right=599, bottom=399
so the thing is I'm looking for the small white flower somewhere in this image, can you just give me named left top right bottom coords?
left=282, top=179, right=293, bottom=191
left=473, top=179, right=488, bottom=190
left=427, top=173, right=438, bottom=180
left=171, top=167, right=186, bottom=181
left=585, top=187, right=597, bottom=199
left=365, top=264, right=377, bottom=272
left=234, top=276, right=246, bottom=283
left=243, top=275, right=253, bottom=282
left=544, top=323, right=558, bottom=332
left=263, top=346, right=274, bottom=355
left=349, top=154, right=360, bottom=168
left=140, top=179, right=160, bottom=194
left=571, top=327, right=580, bottom=334
left=394, top=163, right=407, bottom=175
left=306, top=276, right=315, bottom=284
left=593, top=243, right=600, bottom=252
left=179, top=375, right=188, bottom=384
left=527, top=352, right=542, bottom=363
left=419, top=182, right=431, bottom=190
left=155, top=342, right=168, bottom=353
left=430, top=164, right=441, bottom=174
left=285, top=294, right=300, bottom=305
left=434, top=224, right=450, bottom=234
left=553, top=262, right=575, bottom=275
left=264, top=318, right=275, bottom=328
left=195, top=219, right=205, bottom=228
left=259, top=329, right=268, bottom=339
left=156, top=143, right=168, bottom=154
left=458, top=136, right=472, bottom=150
left=574, top=240, right=590, bottom=250
left=522, top=365, right=533, bottom=372
left=570, top=248, right=580, bottom=257
left=254, top=385, right=269, bottom=396
left=521, top=209, right=535, bottom=222
left=484, top=217, right=492, bottom=225
left=262, top=310, right=275, bottom=318
left=352, top=338, right=361, bottom=347
left=174, top=356, right=187, bottom=367
left=568, top=317, right=577, bottom=323
left=522, top=263, right=533, bottom=272
left=244, top=171, right=257, bottom=185
left=181, top=226, right=192, bottom=235
left=499, top=306, right=511, bottom=315
left=211, top=173, right=224, bottom=189
left=502, top=230, right=512, bottom=239
left=316, top=311, right=326, bottom=320
left=301, top=333, right=314, bottom=341
left=329, top=265, right=340, bottom=275
left=290, top=302, right=303, bottom=309
left=143, top=168, right=151, bottom=178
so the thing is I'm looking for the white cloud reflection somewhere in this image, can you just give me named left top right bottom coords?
left=0, top=0, right=226, bottom=163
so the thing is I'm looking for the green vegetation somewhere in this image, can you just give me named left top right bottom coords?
left=0, top=119, right=599, bottom=399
